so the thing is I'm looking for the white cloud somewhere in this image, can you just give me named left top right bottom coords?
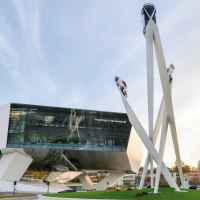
left=0, top=16, right=26, bottom=87
left=10, top=0, right=59, bottom=102
left=13, top=0, right=43, bottom=59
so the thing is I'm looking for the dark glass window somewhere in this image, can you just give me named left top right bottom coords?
left=7, top=104, right=132, bottom=152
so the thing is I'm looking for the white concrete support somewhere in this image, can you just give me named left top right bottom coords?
left=79, top=171, right=125, bottom=191
left=58, top=154, right=127, bottom=191
left=61, top=154, right=78, bottom=171
left=93, top=171, right=125, bottom=191
left=0, top=149, right=33, bottom=181
left=78, top=173, right=94, bottom=190
left=0, top=104, right=10, bottom=149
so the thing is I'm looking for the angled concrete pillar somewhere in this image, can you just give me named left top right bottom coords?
left=0, top=149, right=33, bottom=181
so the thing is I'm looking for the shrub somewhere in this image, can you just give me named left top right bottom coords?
left=135, top=191, right=148, bottom=197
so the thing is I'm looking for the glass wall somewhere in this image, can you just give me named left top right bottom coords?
left=7, top=103, right=132, bottom=152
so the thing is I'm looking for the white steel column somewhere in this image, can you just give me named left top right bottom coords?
left=152, top=22, right=185, bottom=187
left=139, top=97, right=165, bottom=189
left=142, top=3, right=185, bottom=190
left=118, top=90, right=180, bottom=191
left=146, top=19, right=154, bottom=188
left=154, top=109, right=168, bottom=193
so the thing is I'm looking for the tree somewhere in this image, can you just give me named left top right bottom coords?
left=172, top=161, right=190, bottom=174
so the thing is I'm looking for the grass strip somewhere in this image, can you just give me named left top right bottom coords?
left=44, top=188, right=200, bottom=200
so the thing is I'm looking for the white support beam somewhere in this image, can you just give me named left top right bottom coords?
left=154, top=110, right=168, bottom=193
left=146, top=22, right=154, bottom=188
left=152, top=22, right=185, bottom=187
left=118, top=91, right=180, bottom=191
left=78, top=171, right=125, bottom=191
left=139, top=97, right=165, bottom=189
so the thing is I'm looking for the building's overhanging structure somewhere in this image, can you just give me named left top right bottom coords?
left=0, top=103, right=142, bottom=190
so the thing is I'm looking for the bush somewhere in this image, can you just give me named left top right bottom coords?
left=136, top=192, right=148, bottom=197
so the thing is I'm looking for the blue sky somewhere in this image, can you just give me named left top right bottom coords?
left=0, top=0, right=200, bottom=167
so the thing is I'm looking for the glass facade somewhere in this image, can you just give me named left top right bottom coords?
left=7, top=103, right=132, bottom=152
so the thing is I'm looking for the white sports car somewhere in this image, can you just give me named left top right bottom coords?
left=167, top=64, right=175, bottom=82
left=115, top=76, right=128, bottom=98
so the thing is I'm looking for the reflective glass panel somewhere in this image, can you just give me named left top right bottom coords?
left=7, top=104, right=132, bottom=152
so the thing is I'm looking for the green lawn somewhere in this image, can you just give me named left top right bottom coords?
left=45, top=188, right=200, bottom=200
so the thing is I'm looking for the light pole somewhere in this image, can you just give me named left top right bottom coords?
left=13, top=181, right=17, bottom=196
left=43, top=180, right=50, bottom=194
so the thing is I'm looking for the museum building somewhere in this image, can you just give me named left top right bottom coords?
left=0, top=103, right=142, bottom=190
